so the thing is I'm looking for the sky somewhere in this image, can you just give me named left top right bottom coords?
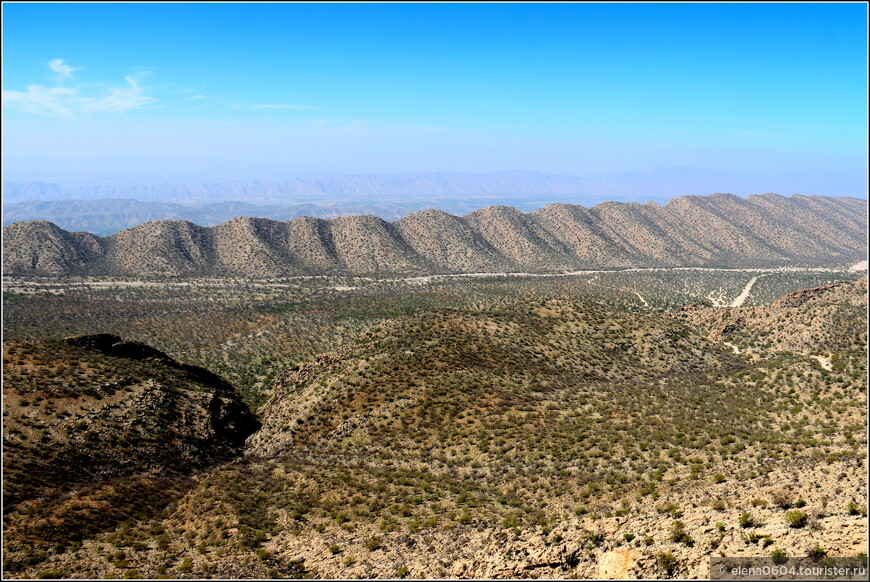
left=1, top=2, right=867, bottom=186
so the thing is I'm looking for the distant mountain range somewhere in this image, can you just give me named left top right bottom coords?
left=4, top=168, right=866, bottom=203
left=2, top=170, right=626, bottom=204
left=1, top=198, right=429, bottom=237
left=4, top=168, right=865, bottom=237
left=4, top=193, right=865, bottom=278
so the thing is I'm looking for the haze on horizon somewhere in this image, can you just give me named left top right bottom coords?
left=2, top=2, right=867, bottom=198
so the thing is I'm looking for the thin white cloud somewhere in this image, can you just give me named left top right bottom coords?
left=2, top=62, right=156, bottom=118
left=48, top=58, right=81, bottom=80
left=81, top=74, right=156, bottom=114
left=2, top=85, right=78, bottom=117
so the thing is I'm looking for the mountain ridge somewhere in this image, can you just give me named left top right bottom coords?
left=4, top=167, right=866, bottom=201
left=3, top=193, right=866, bottom=277
left=1, top=198, right=436, bottom=236
left=4, top=167, right=866, bottom=236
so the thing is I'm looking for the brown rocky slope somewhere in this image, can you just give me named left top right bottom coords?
left=1, top=278, right=866, bottom=579
left=3, top=193, right=866, bottom=277
left=2, top=335, right=260, bottom=572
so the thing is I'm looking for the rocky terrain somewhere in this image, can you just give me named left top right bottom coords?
left=671, top=277, right=867, bottom=357
left=3, top=277, right=865, bottom=579
left=2, top=335, right=260, bottom=573
left=3, top=193, right=866, bottom=277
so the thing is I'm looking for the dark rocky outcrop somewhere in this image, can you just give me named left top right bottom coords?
left=3, top=337, right=260, bottom=511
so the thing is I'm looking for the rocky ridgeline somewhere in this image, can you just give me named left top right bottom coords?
left=671, top=277, right=868, bottom=358
left=3, top=193, right=866, bottom=277
left=770, top=277, right=867, bottom=309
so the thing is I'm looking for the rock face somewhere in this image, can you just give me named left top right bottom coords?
left=2, top=336, right=260, bottom=511
left=3, top=193, right=866, bottom=277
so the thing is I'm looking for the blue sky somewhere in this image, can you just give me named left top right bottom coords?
left=2, top=2, right=867, bottom=185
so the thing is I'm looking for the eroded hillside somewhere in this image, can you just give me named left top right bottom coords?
left=670, top=277, right=868, bottom=358
left=2, top=336, right=259, bottom=575
left=3, top=194, right=866, bottom=277
left=3, top=278, right=865, bottom=579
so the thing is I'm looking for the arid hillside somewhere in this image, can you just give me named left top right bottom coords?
left=2, top=335, right=260, bottom=574
left=3, top=278, right=865, bottom=579
left=670, top=277, right=868, bottom=357
left=3, top=193, right=865, bottom=277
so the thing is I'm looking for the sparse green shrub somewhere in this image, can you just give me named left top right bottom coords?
left=255, top=548, right=270, bottom=561
left=670, top=521, right=694, bottom=546
left=785, top=510, right=808, bottom=528
left=847, top=502, right=867, bottom=516
left=771, top=549, right=787, bottom=564
left=741, top=532, right=759, bottom=544
left=739, top=512, right=754, bottom=528
left=586, top=531, right=605, bottom=546
left=656, top=551, right=678, bottom=575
